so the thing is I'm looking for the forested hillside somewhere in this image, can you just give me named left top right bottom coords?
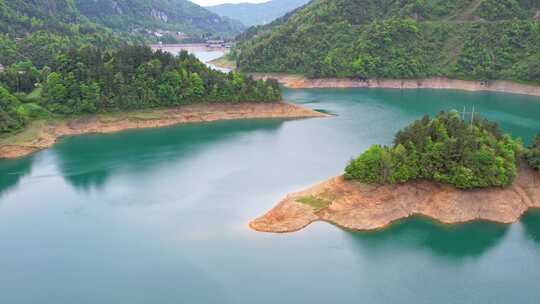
left=0, top=0, right=123, bottom=67
left=237, top=0, right=540, bottom=84
left=207, top=0, right=310, bottom=26
left=76, top=0, right=245, bottom=40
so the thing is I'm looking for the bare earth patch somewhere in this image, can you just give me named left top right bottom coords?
left=251, top=74, right=540, bottom=97
left=208, top=56, right=237, bottom=70
left=0, top=102, right=327, bottom=159
left=250, top=165, right=540, bottom=233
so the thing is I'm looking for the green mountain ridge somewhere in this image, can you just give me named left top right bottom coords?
left=76, top=0, right=245, bottom=40
left=0, top=0, right=248, bottom=67
left=236, top=0, right=540, bottom=84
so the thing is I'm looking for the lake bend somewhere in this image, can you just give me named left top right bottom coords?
left=1, top=88, right=540, bottom=303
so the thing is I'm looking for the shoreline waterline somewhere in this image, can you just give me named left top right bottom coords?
left=249, top=166, right=540, bottom=234
left=0, top=102, right=327, bottom=160
left=251, top=74, right=540, bottom=97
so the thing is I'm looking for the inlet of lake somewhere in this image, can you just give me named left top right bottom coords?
left=1, top=88, right=540, bottom=303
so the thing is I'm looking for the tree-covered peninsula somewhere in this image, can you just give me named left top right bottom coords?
left=345, top=111, right=523, bottom=189
left=0, top=1, right=326, bottom=160
left=236, top=0, right=540, bottom=84
left=0, top=45, right=282, bottom=134
left=0, top=1, right=288, bottom=137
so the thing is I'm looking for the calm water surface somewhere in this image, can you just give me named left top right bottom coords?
left=1, top=88, right=540, bottom=303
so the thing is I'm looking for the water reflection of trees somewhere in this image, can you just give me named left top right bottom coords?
left=53, top=119, right=285, bottom=191
left=0, top=156, right=33, bottom=199
left=344, top=217, right=509, bottom=260
left=521, top=210, right=540, bottom=247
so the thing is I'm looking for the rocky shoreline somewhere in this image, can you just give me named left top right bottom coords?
left=0, top=102, right=326, bottom=159
left=250, top=165, right=540, bottom=233
left=251, top=74, right=540, bottom=97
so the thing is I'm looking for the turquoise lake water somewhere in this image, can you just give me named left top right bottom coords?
left=1, top=88, right=540, bottom=303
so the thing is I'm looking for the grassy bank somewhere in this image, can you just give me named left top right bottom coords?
left=209, top=55, right=237, bottom=70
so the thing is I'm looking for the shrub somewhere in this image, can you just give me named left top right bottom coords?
left=527, top=133, right=540, bottom=171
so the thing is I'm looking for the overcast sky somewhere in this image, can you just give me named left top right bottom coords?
left=190, top=0, right=269, bottom=6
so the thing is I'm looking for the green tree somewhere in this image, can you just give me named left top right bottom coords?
left=527, top=133, right=540, bottom=171
left=80, top=82, right=100, bottom=113
left=187, top=72, right=204, bottom=100
left=44, top=72, right=67, bottom=104
left=0, top=86, right=25, bottom=133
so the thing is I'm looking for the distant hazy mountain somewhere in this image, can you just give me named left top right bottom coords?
left=207, top=0, right=310, bottom=26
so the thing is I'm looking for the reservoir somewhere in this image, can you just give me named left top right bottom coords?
left=1, top=88, right=540, bottom=303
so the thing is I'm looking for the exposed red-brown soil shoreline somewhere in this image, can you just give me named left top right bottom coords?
left=251, top=74, right=540, bottom=97
left=0, top=102, right=326, bottom=160
left=250, top=165, right=540, bottom=233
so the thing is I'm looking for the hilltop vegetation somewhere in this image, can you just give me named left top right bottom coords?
left=345, top=111, right=523, bottom=189
left=76, top=0, right=245, bottom=40
left=237, top=0, right=540, bottom=84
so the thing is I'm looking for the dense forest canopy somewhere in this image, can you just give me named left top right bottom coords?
left=236, top=0, right=540, bottom=83
left=0, top=85, right=25, bottom=133
left=344, top=111, right=523, bottom=189
left=0, top=0, right=124, bottom=67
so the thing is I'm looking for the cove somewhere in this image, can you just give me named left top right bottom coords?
left=1, top=88, right=540, bottom=303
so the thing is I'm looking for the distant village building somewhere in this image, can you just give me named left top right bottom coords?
left=206, top=40, right=225, bottom=48
left=153, top=29, right=190, bottom=41
left=0, top=64, right=4, bottom=73
left=175, top=31, right=190, bottom=40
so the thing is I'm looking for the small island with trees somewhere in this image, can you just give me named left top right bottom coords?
left=250, top=112, right=540, bottom=233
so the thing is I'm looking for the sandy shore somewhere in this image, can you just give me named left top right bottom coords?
left=250, top=165, right=540, bottom=233
left=251, top=74, right=540, bottom=97
left=0, top=102, right=326, bottom=159
left=208, top=56, right=236, bottom=71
